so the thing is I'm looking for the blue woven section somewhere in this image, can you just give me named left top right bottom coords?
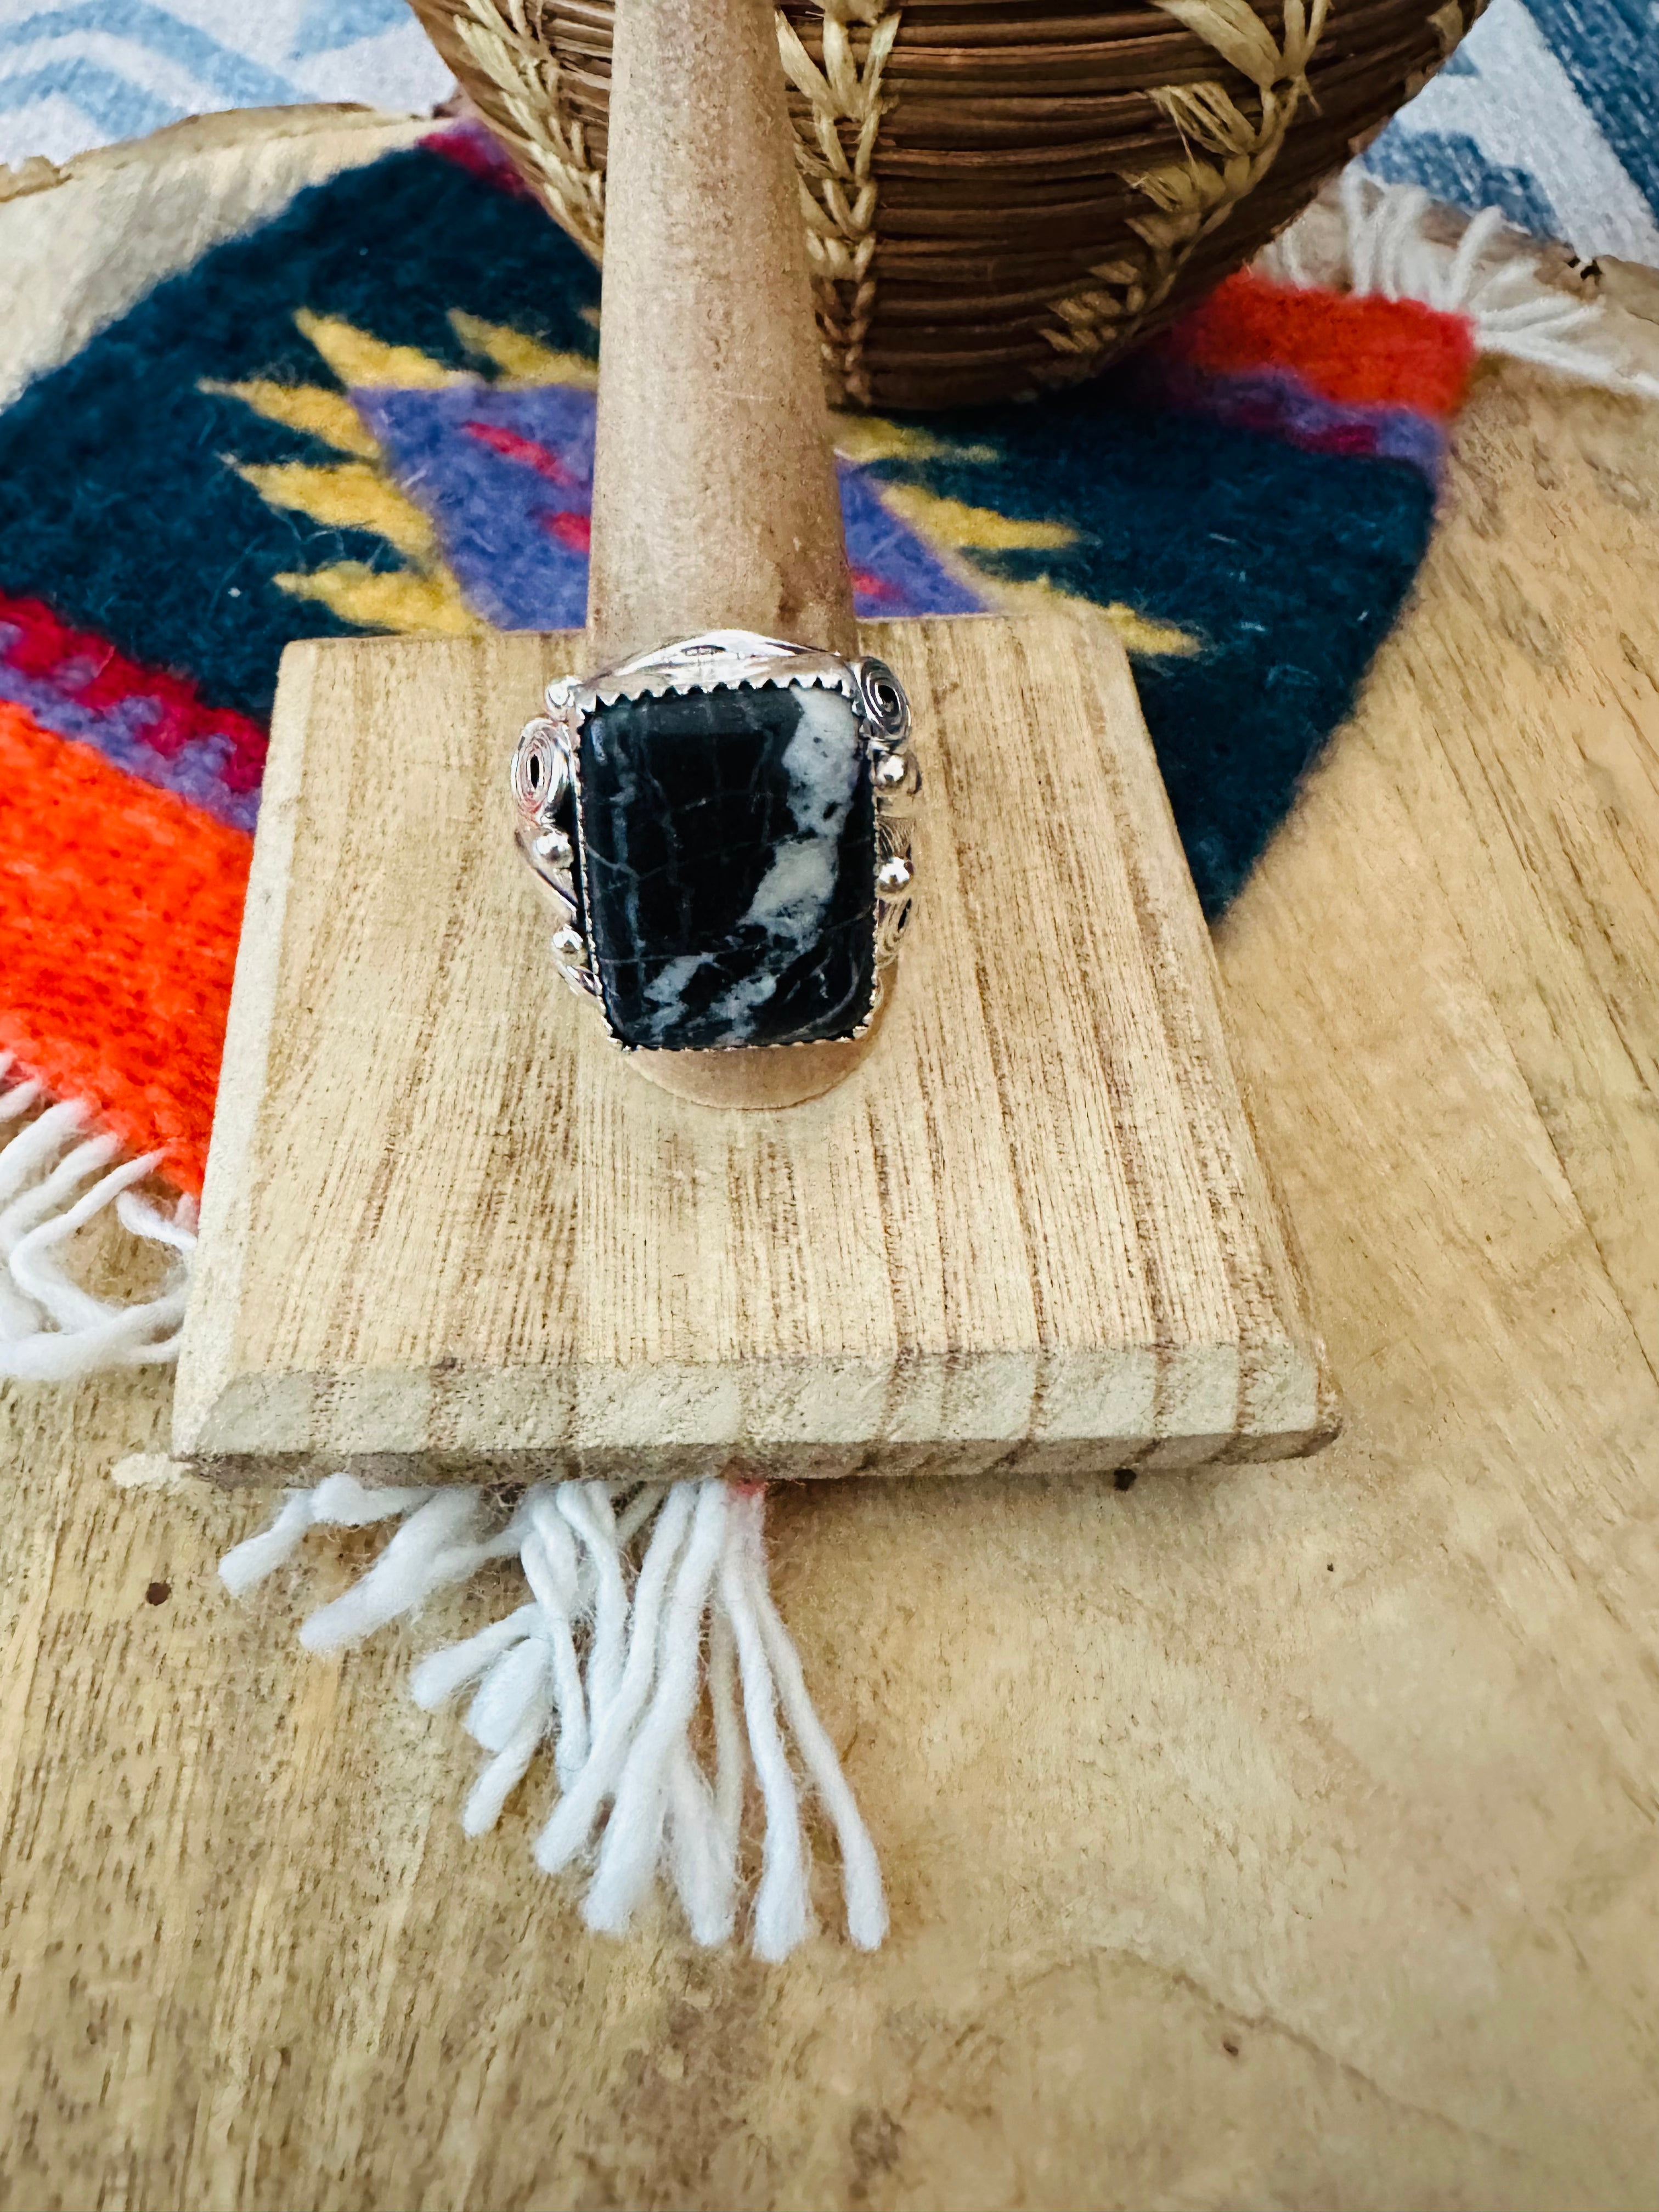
left=1364, top=0, right=1659, bottom=264
left=0, top=0, right=450, bottom=165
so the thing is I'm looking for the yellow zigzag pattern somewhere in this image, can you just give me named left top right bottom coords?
left=211, top=312, right=1198, bottom=657
left=876, top=486, right=1198, bottom=657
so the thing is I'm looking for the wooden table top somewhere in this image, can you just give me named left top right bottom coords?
left=2, top=325, right=1657, bottom=2208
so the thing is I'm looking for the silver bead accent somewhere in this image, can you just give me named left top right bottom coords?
left=872, top=747, right=921, bottom=816
left=533, top=827, right=573, bottom=865
left=551, top=920, right=600, bottom=998
left=877, top=854, right=914, bottom=897
left=545, top=674, right=578, bottom=712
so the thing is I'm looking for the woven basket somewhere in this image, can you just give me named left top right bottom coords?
left=410, top=0, right=1479, bottom=411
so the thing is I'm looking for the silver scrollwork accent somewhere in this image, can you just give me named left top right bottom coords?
left=853, top=654, right=909, bottom=743
left=859, top=656, right=918, bottom=972
left=510, top=705, right=588, bottom=994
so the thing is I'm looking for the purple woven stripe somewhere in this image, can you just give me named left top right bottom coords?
left=352, top=383, right=594, bottom=631
left=0, top=628, right=258, bottom=831
left=838, top=464, right=986, bottom=618
left=353, top=383, right=986, bottom=629
left=1128, top=361, right=1447, bottom=484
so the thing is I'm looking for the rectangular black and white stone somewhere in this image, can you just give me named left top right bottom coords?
left=575, top=681, right=876, bottom=1050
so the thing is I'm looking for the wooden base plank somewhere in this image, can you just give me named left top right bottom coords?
left=11, top=364, right=1659, bottom=2212
left=173, top=610, right=1336, bottom=1482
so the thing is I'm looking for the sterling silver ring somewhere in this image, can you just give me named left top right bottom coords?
left=510, top=630, right=919, bottom=1053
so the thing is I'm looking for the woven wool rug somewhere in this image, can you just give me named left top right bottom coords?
left=1, top=112, right=1650, bottom=1951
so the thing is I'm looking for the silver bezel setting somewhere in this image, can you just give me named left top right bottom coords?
left=510, top=630, right=918, bottom=1052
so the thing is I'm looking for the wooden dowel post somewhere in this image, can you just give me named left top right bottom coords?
left=585, top=0, right=874, bottom=1105
left=586, top=0, right=855, bottom=662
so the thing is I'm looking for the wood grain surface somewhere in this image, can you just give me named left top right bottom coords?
left=4, top=362, right=1658, bottom=2210
left=173, top=608, right=1333, bottom=1483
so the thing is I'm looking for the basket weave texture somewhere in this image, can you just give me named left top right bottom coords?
left=409, top=0, right=1482, bottom=412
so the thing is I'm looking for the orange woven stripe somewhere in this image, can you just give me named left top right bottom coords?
left=0, top=700, right=250, bottom=1195
left=1166, top=271, right=1477, bottom=419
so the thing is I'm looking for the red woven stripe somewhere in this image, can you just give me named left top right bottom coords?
left=0, top=701, right=248, bottom=1194
left=1162, top=270, right=1477, bottom=419
left=420, top=121, right=533, bottom=199
left=0, top=591, right=268, bottom=792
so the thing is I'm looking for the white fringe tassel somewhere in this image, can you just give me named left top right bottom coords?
left=0, top=1057, right=197, bottom=1381
left=1263, top=170, right=1659, bottom=401
left=220, top=1472, right=888, bottom=1960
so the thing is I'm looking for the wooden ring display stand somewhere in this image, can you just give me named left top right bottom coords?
left=171, top=0, right=1339, bottom=1487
